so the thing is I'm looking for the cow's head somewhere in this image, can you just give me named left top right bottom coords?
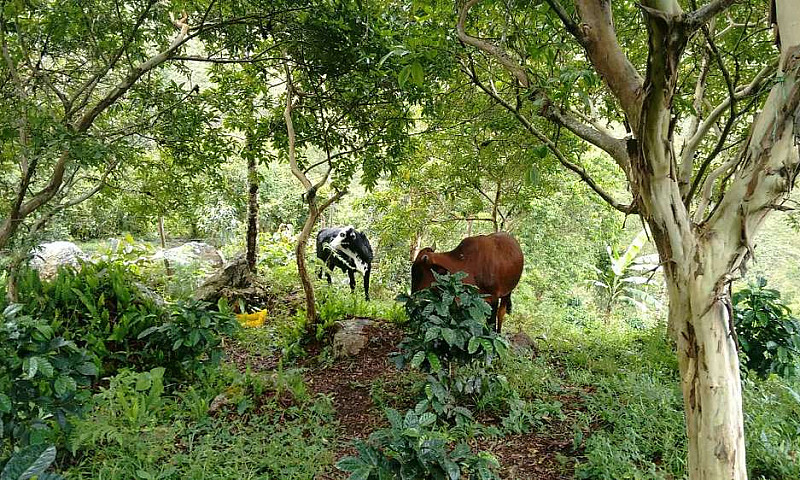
left=411, top=247, right=448, bottom=292
left=329, top=225, right=357, bottom=251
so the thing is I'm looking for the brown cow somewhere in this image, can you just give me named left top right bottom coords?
left=411, top=232, right=524, bottom=332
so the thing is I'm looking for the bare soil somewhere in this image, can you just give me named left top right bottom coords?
left=227, top=319, right=582, bottom=480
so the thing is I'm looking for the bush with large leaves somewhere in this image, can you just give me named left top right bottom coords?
left=733, top=278, right=800, bottom=379
left=336, top=405, right=499, bottom=480
left=0, top=305, right=97, bottom=446
left=393, top=271, right=507, bottom=373
left=1, top=262, right=238, bottom=447
left=1, top=443, right=63, bottom=480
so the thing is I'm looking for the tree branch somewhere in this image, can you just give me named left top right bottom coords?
left=283, top=57, right=313, bottom=193
left=686, top=0, right=742, bottom=32
left=456, top=0, right=530, bottom=87
left=572, top=0, right=645, bottom=129
left=542, top=0, right=583, bottom=41
left=681, top=59, right=776, bottom=164
left=467, top=65, right=635, bottom=214
left=74, top=11, right=190, bottom=132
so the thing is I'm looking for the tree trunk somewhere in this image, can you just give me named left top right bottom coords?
left=246, top=152, right=259, bottom=273
left=158, top=216, right=173, bottom=277
left=296, top=201, right=321, bottom=328
left=661, top=239, right=746, bottom=480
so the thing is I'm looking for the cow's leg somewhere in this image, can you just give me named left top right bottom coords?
left=489, top=298, right=499, bottom=332
left=363, top=268, right=371, bottom=301
left=497, top=296, right=510, bottom=333
left=324, top=260, right=334, bottom=284
left=348, top=269, right=356, bottom=294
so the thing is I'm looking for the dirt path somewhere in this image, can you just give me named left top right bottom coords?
left=228, top=319, right=582, bottom=479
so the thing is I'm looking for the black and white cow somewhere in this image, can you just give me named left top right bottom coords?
left=316, top=226, right=374, bottom=300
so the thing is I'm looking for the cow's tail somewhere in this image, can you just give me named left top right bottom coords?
left=505, top=294, right=513, bottom=315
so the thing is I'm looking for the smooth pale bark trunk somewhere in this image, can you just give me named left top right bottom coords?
left=246, top=153, right=259, bottom=273
left=663, top=241, right=746, bottom=480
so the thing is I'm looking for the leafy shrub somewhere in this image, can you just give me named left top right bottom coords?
left=336, top=405, right=499, bottom=480
left=1, top=443, right=64, bottom=480
left=67, top=367, right=337, bottom=479
left=0, top=305, right=97, bottom=446
left=138, top=299, right=239, bottom=379
left=68, top=368, right=166, bottom=452
left=393, top=272, right=507, bottom=373
left=733, top=277, right=800, bottom=379
left=10, top=262, right=238, bottom=381
left=12, top=261, right=164, bottom=373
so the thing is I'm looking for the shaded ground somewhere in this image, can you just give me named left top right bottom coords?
left=227, top=319, right=582, bottom=480
left=306, top=321, right=406, bottom=441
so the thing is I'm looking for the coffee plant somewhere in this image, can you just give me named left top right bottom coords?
left=393, top=271, right=508, bottom=373
left=733, top=278, right=800, bottom=379
left=0, top=305, right=97, bottom=445
left=138, top=299, right=239, bottom=379
left=339, top=272, right=504, bottom=479
left=336, top=405, right=499, bottom=480
left=1, top=443, right=64, bottom=480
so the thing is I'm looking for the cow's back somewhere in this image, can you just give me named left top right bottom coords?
left=451, top=233, right=523, bottom=296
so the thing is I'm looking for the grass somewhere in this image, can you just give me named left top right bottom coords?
left=25, top=248, right=796, bottom=480
left=64, top=366, right=336, bottom=480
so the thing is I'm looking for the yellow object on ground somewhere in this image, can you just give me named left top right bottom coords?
left=236, top=309, right=267, bottom=328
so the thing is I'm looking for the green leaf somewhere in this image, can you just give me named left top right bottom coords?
left=419, top=412, right=436, bottom=427
left=468, top=337, right=480, bottom=354
left=386, top=408, right=403, bottom=429
left=410, top=62, right=424, bottom=86
left=1, top=444, right=56, bottom=480
left=0, top=394, right=11, bottom=413
left=135, top=374, right=152, bottom=392
left=424, top=326, right=441, bottom=343
left=441, top=328, right=456, bottom=346
left=23, top=357, right=39, bottom=380
left=348, top=466, right=373, bottom=480
left=335, top=456, right=366, bottom=472
left=54, top=376, right=77, bottom=396
left=442, top=457, right=460, bottom=480
left=410, top=351, right=425, bottom=369
left=76, top=362, right=98, bottom=377
left=398, top=65, right=411, bottom=88
left=426, top=352, right=441, bottom=372
left=37, top=358, right=55, bottom=378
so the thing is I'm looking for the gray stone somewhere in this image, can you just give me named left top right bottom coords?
left=29, top=241, right=87, bottom=279
left=208, top=393, right=230, bottom=414
left=509, top=331, right=537, bottom=355
left=193, top=254, right=254, bottom=303
left=152, top=241, right=224, bottom=269
left=333, top=318, right=373, bottom=357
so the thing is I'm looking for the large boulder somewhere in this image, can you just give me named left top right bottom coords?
left=29, top=241, right=87, bottom=279
left=194, top=254, right=254, bottom=303
left=152, top=241, right=224, bottom=269
left=333, top=318, right=373, bottom=358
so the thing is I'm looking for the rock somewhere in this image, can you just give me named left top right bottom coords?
left=333, top=318, right=373, bottom=358
left=194, top=254, right=255, bottom=303
left=131, top=281, right=166, bottom=307
left=29, top=241, right=88, bottom=279
left=509, top=331, right=537, bottom=356
left=152, top=241, right=224, bottom=269
left=208, top=393, right=231, bottom=414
